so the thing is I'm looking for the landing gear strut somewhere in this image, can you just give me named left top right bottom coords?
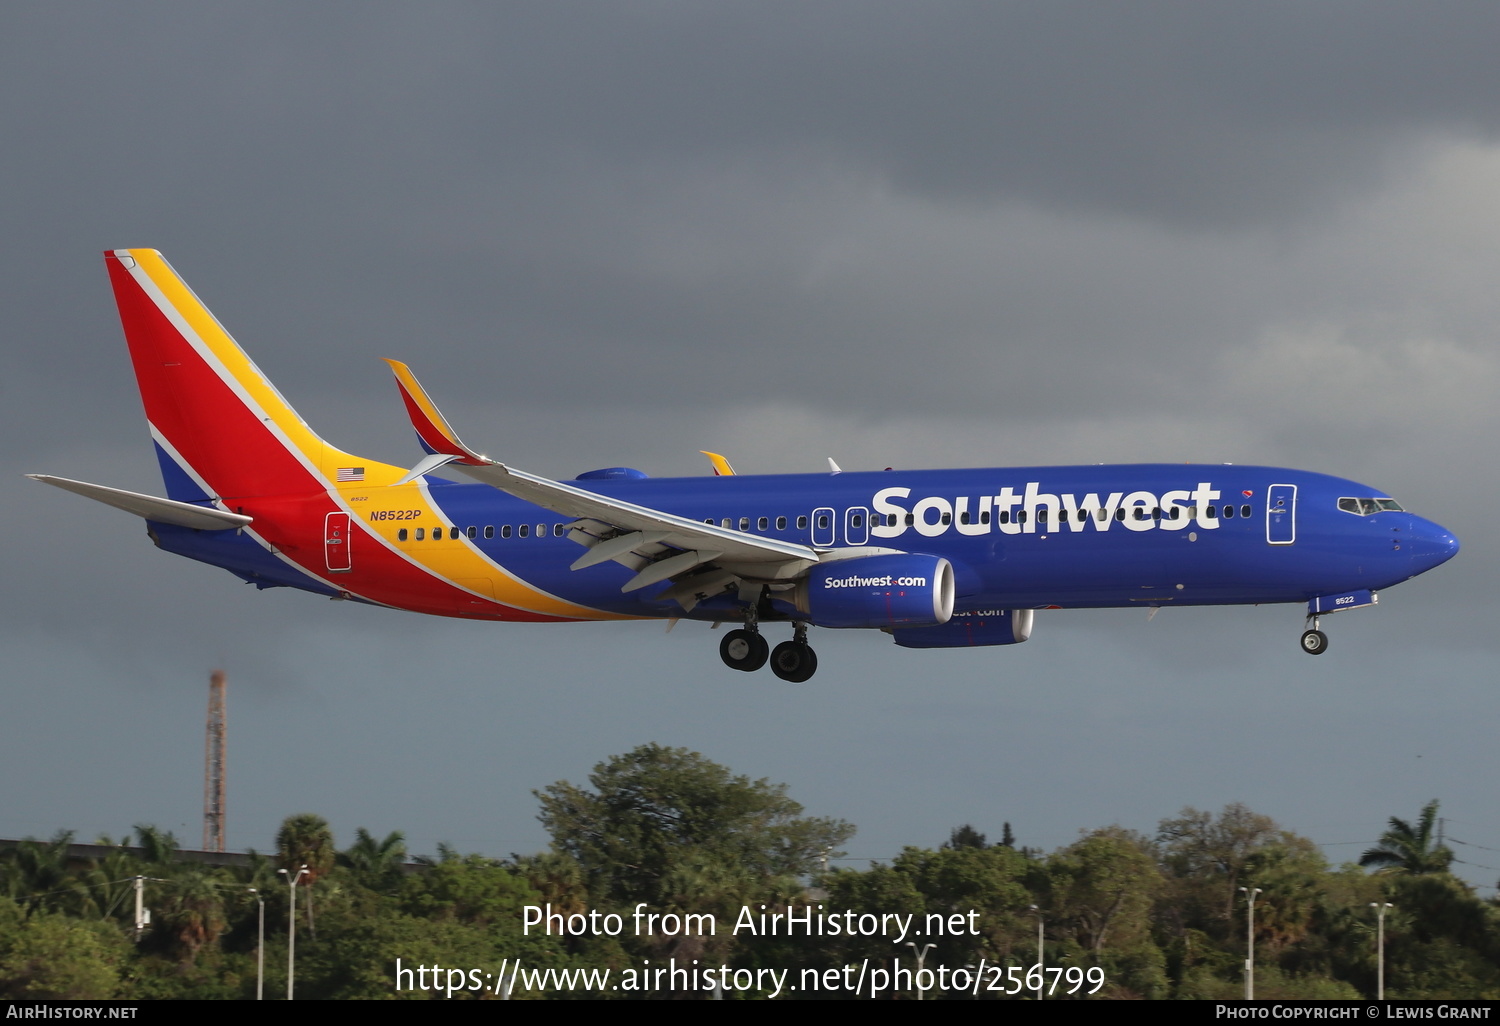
left=769, top=622, right=818, bottom=683
left=1300, top=616, right=1329, bottom=656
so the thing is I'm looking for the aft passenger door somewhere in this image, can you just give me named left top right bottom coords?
left=1266, top=484, right=1296, bottom=545
left=324, top=511, right=353, bottom=571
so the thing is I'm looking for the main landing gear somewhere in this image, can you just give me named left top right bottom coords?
left=719, top=628, right=769, bottom=671
left=718, top=620, right=818, bottom=681
left=1300, top=616, right=1329, bottom=656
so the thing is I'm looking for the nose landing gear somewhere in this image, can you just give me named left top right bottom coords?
left=1300, top=616, right=1329, bottom=655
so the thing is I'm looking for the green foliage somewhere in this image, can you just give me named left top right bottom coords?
left=0, top=900, right=128, bottom=999
left=1361, top=800, right=1455, bottom=875
left=536, top=743, right=854, bottom=910
left=4, top=753, right=1499, bottom=1000
left=276, top=813, right=337, bottom=884
left=945, top=824, right=987, bottom=849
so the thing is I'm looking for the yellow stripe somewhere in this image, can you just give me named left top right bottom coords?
left=128, top=250, right=629, bottom=621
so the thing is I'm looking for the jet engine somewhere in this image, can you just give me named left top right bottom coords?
left=773, top=554, right=955, bottom=629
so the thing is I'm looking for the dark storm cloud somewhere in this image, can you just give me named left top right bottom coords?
left=5, top=2, right=1500, bottom=426
left=16, top=2, right=1500, bottom=224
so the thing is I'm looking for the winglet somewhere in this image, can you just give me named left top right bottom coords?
left=383, top=359, right=490, bottom=467
left=700, top=451, right=736, bottom=477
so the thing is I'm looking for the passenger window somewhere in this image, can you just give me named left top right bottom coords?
left=519, top=524, right=529, bottom=538
left=980, top=510, right=991, bottom=525
left=1133, top=508, right=1146, bottom=521
left=959, top=511, right=970, bottom=525
left=905, top=513, right=916, bottom=526
left=739, top=517, right=750, bottom=531
left=1151, top=508, right=1161, bottom=520
left=797, top=516, right=808, bottom=529
left=1222, top=505, right=1234, bottom=519
left=776, top=516, right=787, bottom=530
left=536, top=524, right=545, bottom=537
left=415, top=527, right=425, bottom=540
left=999, top=511, right=1010, bottom=524
left=1241, top=505, right=1252, bottom=518
left=704, top=518, right=714, bottom=525
left=501, top=525, right=512, bottom=538
left=1205, top=505, right=1217, bottom=519
left=552, top=524, right=562, bottom=537
left=817, top=514, right=830, bottom=529
left=721, top=518, right=732, bottom=529
left=1077, top=509, right=1087, bottom=522
left=1097, top=508, right=1107, bottom=521
left=467, top=526, right=477, bottom=538
left=758, top=517, right=768, bottom=530
left=398, top=528, right=408, bottom=541
left=851, top=514, right=863, bottom=528
left=1017, top=511, right=1028, bottom=524
left=1115, top=509, right=1126, bottom=521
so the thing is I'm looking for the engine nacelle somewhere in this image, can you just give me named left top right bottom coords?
left=774, top=554, right=955, bottom=629
left=889, top=608, right=1034, bottom=649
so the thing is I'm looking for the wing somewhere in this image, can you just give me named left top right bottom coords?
left=383, top=361, right=820, bottom=607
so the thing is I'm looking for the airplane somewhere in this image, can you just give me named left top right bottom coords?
left=30, top=249, right=1460, bottom=682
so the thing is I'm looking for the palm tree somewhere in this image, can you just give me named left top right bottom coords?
left=338, top=829, right=407, bottom=893
left=276, top=814, right=335, bottom=936
left=1360, top=799, right=1453, bottom=875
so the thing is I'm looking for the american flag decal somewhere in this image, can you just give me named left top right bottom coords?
left=337, top=467, right=365, bottom=483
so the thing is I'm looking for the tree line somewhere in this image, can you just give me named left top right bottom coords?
left=1, top=744, right=1495, bottom=999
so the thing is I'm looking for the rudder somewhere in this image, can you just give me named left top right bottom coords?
left=105, top=249, right=400, bottom=501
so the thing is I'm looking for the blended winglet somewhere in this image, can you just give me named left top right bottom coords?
left=700, top=451, right=736, bottom=477
left=383, top=359, right=489, bottom=467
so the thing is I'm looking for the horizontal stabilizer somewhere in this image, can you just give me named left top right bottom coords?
left=26, top=475, right=252, bottom=531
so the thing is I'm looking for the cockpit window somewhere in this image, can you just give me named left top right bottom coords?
left=1338, top=496, right=1404, bottom=515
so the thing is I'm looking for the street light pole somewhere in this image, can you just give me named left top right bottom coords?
left=1370, top=902, right=1393, bottom=1000
left=278, top=865, right=308, bottom=1000
left=248, top=888, right=264, bottom=1001
left=1029, top=905, right=1044, bottom=1001
left=904, top=942, right=935, bottom=1001
left=1241, top=886, right=1262, bottom=1000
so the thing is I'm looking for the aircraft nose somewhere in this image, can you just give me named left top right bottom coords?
left=1405, top=518, right=1459, bottom=576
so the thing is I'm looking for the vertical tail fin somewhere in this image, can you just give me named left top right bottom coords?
left=105, top=249, right=397, bottom=501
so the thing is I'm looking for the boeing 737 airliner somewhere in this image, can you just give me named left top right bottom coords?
left=30, top=250, right=1460, bottom=681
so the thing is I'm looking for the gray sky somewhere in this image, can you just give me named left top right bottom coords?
left=4, top=3, right=1497, bottom=890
